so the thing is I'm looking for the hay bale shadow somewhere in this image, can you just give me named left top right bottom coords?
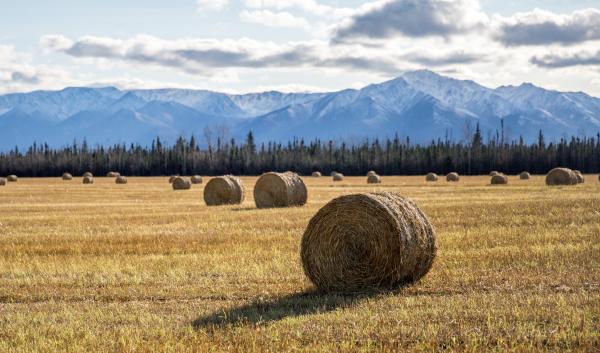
left=192, top=290, right=378, bottom=329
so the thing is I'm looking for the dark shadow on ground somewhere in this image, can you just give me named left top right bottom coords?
left=192, top=290, right=381, bottom=329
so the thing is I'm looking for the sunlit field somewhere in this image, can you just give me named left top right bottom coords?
left=1, top=175, right=599, bottom=352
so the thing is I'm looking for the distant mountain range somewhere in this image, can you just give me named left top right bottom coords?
left=1, top=70, right=599, bottom=150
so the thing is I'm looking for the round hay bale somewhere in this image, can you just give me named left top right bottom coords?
left=491, top=174, right=508, bottom=185
left=83, top=176, right=94, bottom=184
left=330, top=171, right=338, bottom=177
left=7, top=175, right=18, bottom=182
left=191, top=175, right=203, bottom=184
left=204, top=175, right=245, bottom=206
left=172, top=177, right=192, bottom=190
left=254, top=172, right=307, bottom=208
left=573, top=170, right=585, bottom=184
left=490, top=171, right=500, bottom=176
left=83, top=172, right=93, bottom=178
left=545, top=168, right=578, bottom=186
left=169, top=175, right=179, bottom=183
left=367, top=174, right=381, bottom=184
left=300, top=192, right=437, bottom=292
left=519, top=172, right=530, bottom=180
left=446, top=172, right=460, bottom=182
left=107, top=171, right=120, bottom=177
left=0, top=178, right=6, bottom=186
left=115, top=176, right=128, bottom=184
left=62, top=173, right=73, bottom=180
left=367, top=170, right=377, bottom=177
left=426, top=173, right=439, bottom=182
left=332, top=173, right=344, bottom=181
left=312, top=171, right=322, bottom=177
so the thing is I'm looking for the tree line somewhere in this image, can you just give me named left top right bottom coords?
left=1, top=126, right=599, bottom=177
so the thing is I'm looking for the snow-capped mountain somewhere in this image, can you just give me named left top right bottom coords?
left=1, top=70, right=599, bottom=150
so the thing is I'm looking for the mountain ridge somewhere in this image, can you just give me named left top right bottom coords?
left=1, top=70, right=599, bottom=150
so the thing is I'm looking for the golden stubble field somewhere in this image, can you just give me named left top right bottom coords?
left=0, top=175, right=599, bottom=352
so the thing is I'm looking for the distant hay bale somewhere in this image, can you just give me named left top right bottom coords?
left=367, top=170, right=377, bottom=177
left=545, top=168, right=578, bottom=186
left=426, top=173, right=439, bottom=182
left=490, top=171, right=500, bottom=176
left=446, top=172, right=460, bottom=182
left=83, top=172, right=93, bottom=178
left=169, top=175, right=179, bottom=183
left=300, top=192, right=437, bottom=292
left=330, top=171, right=338, bottom=177
left=83, top=176, right=94, bottom=184
left=191, top=175, right=203, bottom=184
left=62, top=173, right=73, bottom=180
left=204, top=175, right=245, bottom=206
left=519, top=172, right=531, bottom=180
left=115, top=176, right=128, bottom=184
left=107, top=171, right=120, bottom=177
left=332, top=173, right=344, bottom=181
left=254, top=172, right=307, bottom=208
left=573, top=170, right=585, bottom=184
left=172, top=177, right=192, bottom=190
left=7, top=175, right=17, bottom=182
left=312, top=171, right=322, bottom=177
left=0, top=178, right=6, bottom=186
left=367, top=174, right=381, bottom=184
left=491, top=174, right=508, bottom=185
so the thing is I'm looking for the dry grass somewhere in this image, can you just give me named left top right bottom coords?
left=0, top=175, right=599, bottom=352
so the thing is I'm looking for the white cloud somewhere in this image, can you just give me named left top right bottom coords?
left=240, top=10, right=309, bottom=28
left=197, top=0, right=228, bottom=12
left=0, top=45, right=72, bottom=94
left=494, top=8, right=600, bottom=46
left=333, top=0, right=488, bottom=42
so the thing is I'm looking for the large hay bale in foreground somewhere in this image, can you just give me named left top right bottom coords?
left=107, top=171, right=120, bottom=177
left=367, top=174, right=381, bottom=184
left=204, top=175, right=245, bottom=206
left=546, top=168, right=578, bottom=186
left=519, top=172, right=530, bottom=180
left=574, top=170, right=585, bottom=184
left=116, top=176, right=128, bottom=184
left=172, top=177, right=192, bottom=190
left=446, top=172, right=460, bottom=182
left=301, top=192, right=437, bottom=292
left=426, top=173, right=439, bottom=182
left=254, top=172, right=307, bottom=208
left=311, top=171, right=322, bottom=177
left=7, top=175, right=17, bottom=182
left=491, top=174, right=508, bottom=185
left=62, top=173, right=73, bottom=180
left=332, top=173, right=344, bottom=181
left=191, top=175, right=203, bottom=184
left=83, top=172, right=93, bottom=178
left=83, top=176, right=94, bottom=184
left=169, top=175, right=179, bottom=183
left=0, top=178, right=6, bottom=186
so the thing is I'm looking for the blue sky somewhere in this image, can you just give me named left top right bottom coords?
left=1, top=0, right=600, bottom=95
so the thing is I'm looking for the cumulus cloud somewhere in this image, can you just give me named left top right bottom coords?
left=333, top=0, right=487, bottom=43
left=531, top=50, right=600, bottom=68
left=495, top=8, right=600, bottom=46
left=240, top=10, right=309, bottom=28
left=0, top=45, right=71, bottom=93
left=40, top=34, right=407, bottom=76
left=197, top=0, right=228, bottom=12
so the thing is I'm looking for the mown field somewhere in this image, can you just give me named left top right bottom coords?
left=0, top=175, right=599, bottom=352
